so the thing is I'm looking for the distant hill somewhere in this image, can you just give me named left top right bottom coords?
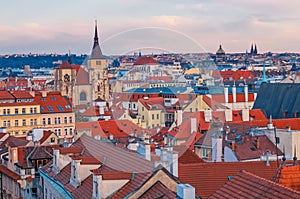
left=0, top=54, right=88, bottom=69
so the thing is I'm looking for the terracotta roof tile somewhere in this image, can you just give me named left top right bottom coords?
left=179, top=161, right=279, bottom=198
left=133, top=56, right=158, bottom=65
left=10, top=90, right=34, bottom=99
left=277, top=165, right=300, bottom=191
left=71, top=175, right=93, bottom=199
left=0, top=165, right=21, bottom=180
left=0, top=90, right=15, bottom=100
left=209, top=170, right=300, bottom=199
left=139, top=181, right=177, bottom=199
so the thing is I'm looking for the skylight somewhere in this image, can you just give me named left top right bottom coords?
left=46, top=106, right=53, bottom=111
left=57, top=106, right=64, bottom=111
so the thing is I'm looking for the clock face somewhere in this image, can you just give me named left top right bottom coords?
left=64, top=74, right=70, bottom=82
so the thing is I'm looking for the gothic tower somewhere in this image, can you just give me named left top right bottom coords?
left=88, top=21, right=109, bottom=102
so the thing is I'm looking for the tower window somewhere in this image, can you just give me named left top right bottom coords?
left=80, top=92, right=87, bottom=101
left=96, top=61, right=101, bottom=65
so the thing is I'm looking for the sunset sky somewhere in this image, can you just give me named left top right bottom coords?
left=1, top=0, right=300, bottom=55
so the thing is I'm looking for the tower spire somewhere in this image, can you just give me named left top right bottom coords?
left=90, top=20, right=104, bottom=59
left=93, top=20, right=99, bottom=49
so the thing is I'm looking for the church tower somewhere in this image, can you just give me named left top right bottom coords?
left=88, top=21, right=109, bottom=102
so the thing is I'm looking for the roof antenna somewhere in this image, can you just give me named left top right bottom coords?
left=282, top=145, right=286, bottom=166
left=293, top=145, right=297, bottom=166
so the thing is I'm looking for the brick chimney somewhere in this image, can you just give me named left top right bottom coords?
left=70, top=158, right=82, bottom=188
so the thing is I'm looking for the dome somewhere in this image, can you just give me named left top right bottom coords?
left=216, top=45, right=225, bottom=55
left=133, top=56, right=158, bottom=65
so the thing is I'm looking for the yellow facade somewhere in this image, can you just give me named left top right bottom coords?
left=138, top=101, right=164, bottom=129
left=183, top=95, right=210, bottom=113
left=0, top=104, right=41, bottom=137
left=41, top=112, right=75, bottom=139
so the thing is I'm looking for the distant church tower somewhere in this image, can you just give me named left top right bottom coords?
left=88, top=21, right=109, bottom=102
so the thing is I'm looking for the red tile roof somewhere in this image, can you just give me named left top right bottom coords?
left=277, top=165, right=300, bottom=191
left=139, top=97, right=165, bottom=110
left=233, top=135, right=282, bottom=161
left=71, top=175, right=93, bottom=199
left=139, top=181, right=177, bottom=199
left=10, top=90, right=34, bottom=99
left=34, top=91, right=73, bottom=113
left=179, top=161, right=279, bottom=198
left=133, top=56, right=158, bottom=65
left=82, top=106, right=100, bottom=117
left=0, top=165, right=21, bottom=180
left=208, top=170, right=300, bottom=199
left=0, top=90, right=15, bottom=100
left=212, top=70, right=254, bottom=81
left=39, top=130, right=57, bottom=144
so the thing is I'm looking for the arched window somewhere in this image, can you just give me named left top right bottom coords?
left=80, top=92, right=87, bottom=101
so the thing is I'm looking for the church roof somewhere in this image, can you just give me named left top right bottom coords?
left=90, top=22, right=104, bottom=59
left=133, top=56, right=158, bottom=65
left=216, top=45, right=225, bottom=55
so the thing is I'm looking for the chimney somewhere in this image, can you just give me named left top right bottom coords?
left=9, top=147, right=18, bottom=169
left=286, top=126, right=291, bottom=132
left=190, top=118, right=197, bottom=134
left=224, top=86, right=229, bottom=104
left=204, top=109, right=212, bottom=122
left=231, top=140, right=235, bottom=151
left=167, top=151, right=178, bottom=177
left=70, top=158, right=82, bottom=188
left=212, top=130, right=223, bottom=162
left=177, top=184, right=195, bottom=199
left=99, top=106, right=104, bottom=115
left=175, top=109, right=183, bottom=126
left=242, top=109, right=249, bottom=121
left=232, top=84, right=236, bottom=103
left=225, top=109, right=232, bottom=122
left=92, top=173, right=102, bottom=199
left=267, top=115, right=273, bottom=129
left=266, top=149, right=270, bottom=166
left=244, top=84, right=248, bottom=103
left=42, top=90, right=47, bottom=98
left=52, top=149, right=60, bottom=174
left=137, top=142, right=151, bottom=161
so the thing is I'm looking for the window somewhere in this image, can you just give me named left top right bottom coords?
left=80, top=92, right=87, bottom=101
left=34, top=107, right=37, bottom=113
left=46, top=106, right=53, bottom=112
left=7, top=109, right=10, bottom=115
left=34, top=119, right=37, bottom=125
left=15, top=120, right=19, bottom=126
left=30, top=119, right=34, bottom=126
left=96, top=61, right=101, bottom=65
left=42, top=118, right=46, bottom=125
left=30, top=108, right=33, bottom=113
left=65, top=105, right=71, bottom=109
left=54, top=117, right=57, bottom=124
left=133, top=104, right=136, bottom=109
left=15, top=108, right=18, bottom=114
left=202, top=148, right=209, bottom=158
left=58, top=117, right=61, bottom=124
left=58, top=129, right=61, bottom=136
left=15, top=131, right=19, bottom=135
left=3, top=121, right=6, bottom=127
left=3, top=109, right=6, bottom=115
left=22, top=119, right=26, bottom=126
left=65, top=128, right=68, bottom=135
left=190, top=108, right=192, bottom=113
left=142, top=107, right=144, bottom=111
left=64, top=117, right=67, bottom=124
left=48, top=118, right=51, bottom=125
left=70, top=128, right=73, bottom=135
left=7, top=120, right=10, bottom=127
left=69, top=116, right=72, bottom=123
left=22, top=108, right=26, bottom=114
left=57, top=106, right=64, bottom=111
left=157, top=114, right=159, bottom=120
left=152, top=114, right=154, bottom=120
left=50, top=138, right=55, bottom=143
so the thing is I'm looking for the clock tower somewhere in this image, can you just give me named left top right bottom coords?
left=88, top=21, right=109, bottom=102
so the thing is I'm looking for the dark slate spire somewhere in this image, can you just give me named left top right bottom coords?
left=293, top=145, right=298, bottom=166
left=254, top=44, right=258, bottom=55
left=90, top=20, right=104, bottom=59
left=250, top=44, right=254, bottom=54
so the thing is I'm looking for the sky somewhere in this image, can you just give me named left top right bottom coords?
left=1, top=0, right=300, bottom=55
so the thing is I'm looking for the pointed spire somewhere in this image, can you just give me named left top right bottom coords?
left=68, top=50, right=72, bottom=64
left=93, top=20, right=99, bottom=49
left=293, top=145, right=297, bottom=165
left=250, top=44, right=254, bottom=54
left=254, top=44, right=258, bottom=55
left=90, top=20, right=104, bottom=59
left=282, top=145, right=286, bottom=165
